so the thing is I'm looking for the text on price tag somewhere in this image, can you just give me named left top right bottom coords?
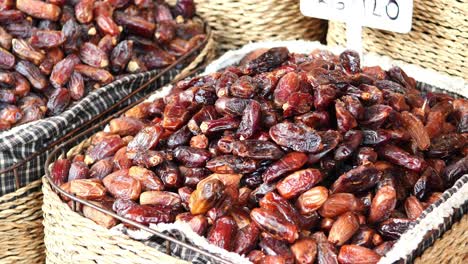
left=300, top=0, right=413, bottom=33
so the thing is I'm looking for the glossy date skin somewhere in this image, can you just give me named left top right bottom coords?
left=54, top=47, right=467, bottom=262
left=0, top=0, right=206, bottom=130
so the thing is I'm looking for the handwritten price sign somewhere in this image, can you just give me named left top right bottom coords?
left=300, top=0, right=413, bottom=33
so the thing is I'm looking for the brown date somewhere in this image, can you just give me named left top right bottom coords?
left=50, top=54, right=80, bottom=88
left=85, top=134, right=124, bottom=163
left=140, top=191, right=181, bottom=209
left=242, top=47, right=289, bottom=75
left=262, top=152, right=308, bottom=184
left=200, top=116, right=240, bottom=134
left=232, top=139, right=284, bottom=160
left=89, top=159, right=113, bottom=179
left=12, top=39, right=44, bottom=66
left=15, top=60, right=47, bottom=90
left=47, top=88, right=70, bottom=116
left=127, top=124, right=164, bottom=153
left=51, top=159, right=71, bottom=185
left=277, top=168, right=323, bottom=199
left=16, top=0, right=61, bottom=21
left=319, top=193, right=365, bottom=218
left=114, top=11, right=156, bottom=38
left=368, top=183, right=397, bottom=223
left=331, top=164, right=382, bottom=193
left=80, top=42, right=109, bottom=68
left=250, top=208, right=298, bottom=243
left=207, top=216, right=237, bottom=251
left=378, top=218, right=413, bottom=240
left=109, top=117, right=145, bottom=136
left=237, top=100, right=261, bottom=139
left=158, top=161, right=183, bottom=188
left=328, top=212, right=360, bottom=246
left=296, top=186, right=329, bottom=215
left=378, top=144, right=425, bottom=172
left=106, top=149, right=131, bottom=171
left=103, top=169, right=142, bottom=200
left=233, top=222, right=260, bottom=255
left=176, top=213, right=208, bottom=236
left=206, top=155, right=257, bottom=174
left=404, top=196, right=424, bottom=219
left=110, top=40, right=133, bottom=73
left=260, top=192, right=301, bottom=226
left=338, top=245, right=381, bottom=264
left=290, top=238, right=317, bottom=264
left=40, top=47, right=64, bottom=75
left=69, top=178, right=106, bottom=200
left=274, top=72, right=299, bottom=106
left=83, top=201, right=118, bottom=228
left=128, top=166, right=164, bottom=191
left=270, top=122, right=323, bottom=153
left=68, top=161, right=89, bottom=181
left=189, top=177, right=225, bottom=215
left=75, top=0, right=95, bottom=23
left=94, top=1, right=120, bottom=36
left=119, top=204, right=175, bottom=225
left=335, top=99, right=357, bottom=132
left=312, top=232, right=339, bottom=264
left=30, top=30, right=65, bottom=49
left=174, top=146, right=211, bottom=168
left=401, top=111, right=430, bottom=150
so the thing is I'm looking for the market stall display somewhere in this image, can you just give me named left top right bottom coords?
left=0, top=1, right=215, bottom=263
left=44, top=42, right=467, bottom=264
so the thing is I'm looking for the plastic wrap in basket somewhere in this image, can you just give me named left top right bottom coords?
left=190, top=0, right=326, bottom=52
left=43, top=41, right=467, bottom=264
left=0, top=26, right=215, bottom=264
left=326, top=0, right=467, bottom=79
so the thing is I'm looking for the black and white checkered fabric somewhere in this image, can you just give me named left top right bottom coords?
left=0, top=68, right=179, bottom=196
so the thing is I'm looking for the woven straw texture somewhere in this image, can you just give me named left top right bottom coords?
left=0, top=179, right=44, bottom=264
left=415, top=214, right=468, bottom=264
left=42, top=177, right=189, bottom=264
left=192, top=0, right=326, bottom=52
left=326, top=0, right=468, bottom=78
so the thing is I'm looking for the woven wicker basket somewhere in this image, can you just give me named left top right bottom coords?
left=0, top=28, right=215, bottom=264
left=326, top=0, right=467, bottom=79
left=0, top=179, right=44, bottom=264
left=415, top=214, right=468, bottom=263
left=41, top=41, right=467, bottom=263
left=42, top=177, right=189, bottom=264
left=192, top=0, right=326, bottom=52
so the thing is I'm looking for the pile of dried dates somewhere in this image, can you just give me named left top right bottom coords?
left=51, top=47, right=468, bottom=264
left=0, top=0, right=205, bottom=131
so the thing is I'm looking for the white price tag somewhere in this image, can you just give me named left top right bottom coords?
left=300, top=0, right=413, bottom=33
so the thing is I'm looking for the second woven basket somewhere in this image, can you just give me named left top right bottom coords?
left=326, top=0, right=467, bottom=78
left=194, top=0, right=327, bottom=52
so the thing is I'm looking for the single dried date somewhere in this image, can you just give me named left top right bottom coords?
left=277, top=168, right=323, bottom=199
left=269, top=122, right=323, bottom=153
left=16, top=0, right=61, bottom=21
left=232, top=140, right=284, bottom=160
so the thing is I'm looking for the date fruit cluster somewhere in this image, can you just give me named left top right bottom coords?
left=51, top=47, right=468, bottom=264
left=0, top=0, right=205, bottom=131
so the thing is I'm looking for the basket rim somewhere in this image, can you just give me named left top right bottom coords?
left=44, top=44, right=468, bottom=264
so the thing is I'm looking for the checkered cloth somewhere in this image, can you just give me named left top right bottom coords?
left=0, top=69, right=179, bottom=196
